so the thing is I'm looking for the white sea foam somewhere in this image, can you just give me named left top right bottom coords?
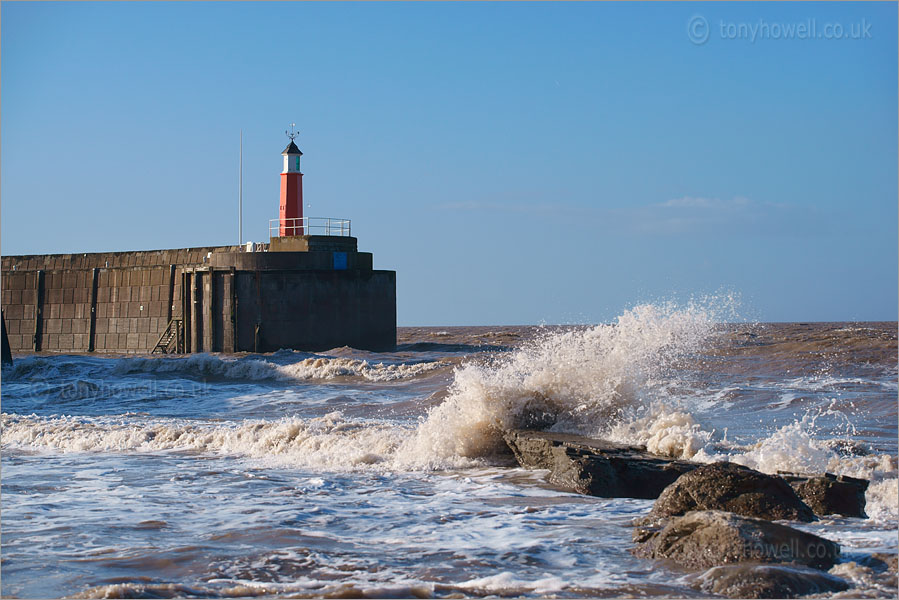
left=0, top=412, right=407, bottom=469
left=112, top=354, right=445, bottom=382
left=1, top=300, right=746, bottom=472
left=458, top=572, right=566, bottom=594
left=393, top=301, right=724, bottom=466
left=608, top=408, right=714, bottom=459
left=778, top=375, right=898, bottom=392
left=703, top=415, right=837, bottom=474
left=0, top=301, right=729, bottom=470
left=865, top=478, right=899, bottom=524
left=5, top=299, right=894, bottom=494
left=608, top=407, right=898, bottom=530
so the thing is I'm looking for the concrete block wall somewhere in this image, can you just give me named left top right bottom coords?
left=92, top=266, right=183, bottom=353
left=2, top=270, right=42, bottom=352
left=2, top=243, right=396, bottom=354
left=35, top=269, right=92, bottom=353
left=1, top=264, right=187, bottom=354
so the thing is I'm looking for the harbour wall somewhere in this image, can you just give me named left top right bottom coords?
left=1, top=243, right=396, bottom=354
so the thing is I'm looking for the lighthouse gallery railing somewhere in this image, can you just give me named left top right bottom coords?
left=270, top=217, right=352, bottom=237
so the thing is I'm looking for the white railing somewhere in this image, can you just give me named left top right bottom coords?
left=269, top=217, right=352, bottom=237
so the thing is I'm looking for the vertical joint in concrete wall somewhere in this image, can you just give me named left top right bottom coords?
left=181, top=271, right=192, bottom=354
left=254, top=269, right=262, bottom=353
left=230, top=267, right=237, bottom=353
left=167, top=264, right=176, bottom=323
left=88, top=268, right=99, bottom=352
left=205, top=270, right=214, bottom=352
left=190, top=271, right=200, bottom=353
left=33, top=270, right=45, bottom=351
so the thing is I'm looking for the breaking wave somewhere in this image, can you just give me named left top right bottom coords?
left=3, top=299, right=895, bottom=521
left=865, top=478, right=899, bottom=524
left=1, top=301, right=727, bottom=470
left=393, top=300, right=724, bottom=466
left=111, top=354, right=446, bottom=382
left=1, top=412, right=407, bottom=468
left=608, top=408, right=898, bottom=524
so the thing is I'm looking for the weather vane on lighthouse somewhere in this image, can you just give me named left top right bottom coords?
left=286, top=123, right=299, bottom=142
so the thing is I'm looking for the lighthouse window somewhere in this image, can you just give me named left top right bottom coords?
left=295, top=156, right=300, bottom=170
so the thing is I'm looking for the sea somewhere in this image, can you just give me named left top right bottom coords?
left=1, top=303, right=897, bottom=598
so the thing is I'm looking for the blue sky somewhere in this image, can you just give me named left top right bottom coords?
left=2, top=2, right=896, bottom=325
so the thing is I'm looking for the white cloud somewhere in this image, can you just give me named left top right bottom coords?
left=435, top=194, right=823, bottom=238
left=435, top=199, right=583, bottom=215
left=604, top=196, right=818, bottom=237
left=655, top=196, right=752, bottom=209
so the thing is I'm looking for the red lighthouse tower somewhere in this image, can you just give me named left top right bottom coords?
left=279, top=125, right=304, bottom=236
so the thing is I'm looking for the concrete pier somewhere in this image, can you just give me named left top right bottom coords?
left=1, top=240, right=396, bottom=354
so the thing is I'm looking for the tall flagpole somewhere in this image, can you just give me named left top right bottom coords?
left=239, top=129, right=243, bottom=245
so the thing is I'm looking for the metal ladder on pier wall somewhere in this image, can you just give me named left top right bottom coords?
left=152, top=318, right=183, bottom=354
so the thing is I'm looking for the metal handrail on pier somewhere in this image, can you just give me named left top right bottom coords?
left=269, top=217, right=352, bottom=237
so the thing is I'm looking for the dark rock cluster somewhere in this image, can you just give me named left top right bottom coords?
left=630, top=465, right=851, bottom=598
left=642, top=462, right=816, bottom=523
left=502, top=429, right=890, bottom=599
left=691, top=564, right=851, bottom=598
left=632, top=510, right=840, bottom=570
left=503, top=429, right=698, bottom=499
left=781, top=472, right=869, bottom=518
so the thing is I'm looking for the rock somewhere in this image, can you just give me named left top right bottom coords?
left=780, top=472, right=869, bottom=518
left=692, top=563, right=850, bottom=598
left=853, top=552, right=899, bottom=578
left=503, top=430, right=698, bottom=499
left=867, top=552, right=898, bottom=574
left=631, top=510, right=841, bottom=570
left=644, top=462, right=816, bottom=523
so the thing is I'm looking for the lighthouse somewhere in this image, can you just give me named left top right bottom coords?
left=270, top=125, right=352, bottom=252
left=279, top=125, right=304, bottom=236
left=1, top=124, right=395, bottom=355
